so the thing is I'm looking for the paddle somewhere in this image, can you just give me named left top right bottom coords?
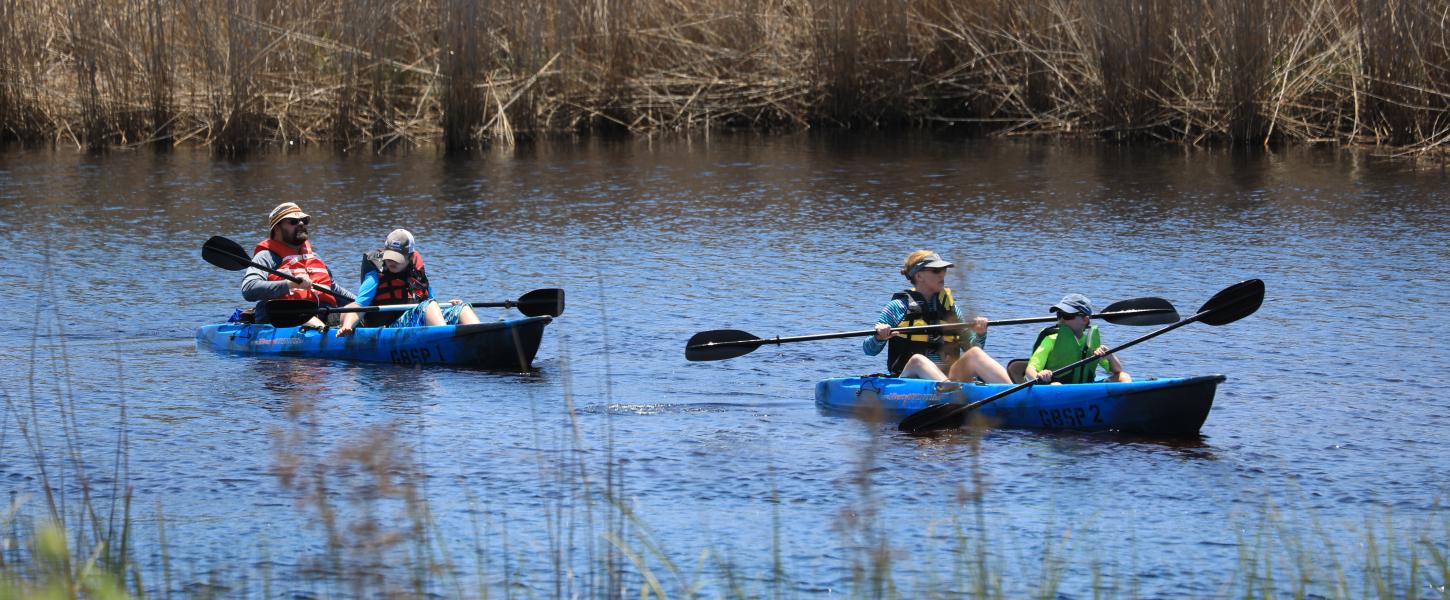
left=263, top=288, right=566, bottom=328
left=896, top=279, right=1265, bottom=434
left=201, top=235, right=357, bottom=303
left=685, top=297, right=1179, bottom=362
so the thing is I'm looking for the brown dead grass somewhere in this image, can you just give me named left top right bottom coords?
left=4, top=0, right=1450, bottom=154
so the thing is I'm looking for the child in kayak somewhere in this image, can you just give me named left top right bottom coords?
left=335, top=229, right=481, bottom=337
left=863, top=250, right=1012, bottom=383
left=1024, top=294, right=1131, bottom=384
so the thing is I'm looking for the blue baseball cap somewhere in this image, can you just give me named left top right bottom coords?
left=1050, top=294, right=1094, bottom=316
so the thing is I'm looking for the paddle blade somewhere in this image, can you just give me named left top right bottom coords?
left=1197, top=279, right=1265, bottom=326
left=517, top=288, right=565, bottom=317
left=1099, top=297, right=1180, bottom=326
left=685, top=329, right=762, bottom=362
left=264, top=299, right=321, bottom=328
left=201, top=236, right=252, bottom=271
left=897, top=402, right=967, bottom=433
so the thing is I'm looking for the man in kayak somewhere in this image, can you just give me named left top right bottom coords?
left=242, top=202, right=352, bottom=327
left=864, top=250, right=1012, bottom=383
left=334, top=229, right=481, bottom=337
left=1024, top=294, right=1131, bottom=384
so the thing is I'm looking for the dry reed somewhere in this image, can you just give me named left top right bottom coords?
left=5, top=0, right=1450, bottom=153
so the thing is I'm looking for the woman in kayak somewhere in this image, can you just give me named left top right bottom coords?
left=335, top=229, right=481, bottom=337
left=1024, top=294, right=1131, bottom=384
left=863, top=250, right=1012, bottom=383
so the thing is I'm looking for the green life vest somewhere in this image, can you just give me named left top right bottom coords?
left=1031, top=324, right=1103, bottom=384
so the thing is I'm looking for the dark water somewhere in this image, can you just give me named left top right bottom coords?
left=2, top=135, right=1449, bottom=597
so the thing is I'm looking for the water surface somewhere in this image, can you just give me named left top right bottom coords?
left=2, top=135, right=1448, bottom=597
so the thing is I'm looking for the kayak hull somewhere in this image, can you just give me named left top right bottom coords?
left=195, top=316, right=552, bottom=370
left=814, top=375, right=1224, bottom=436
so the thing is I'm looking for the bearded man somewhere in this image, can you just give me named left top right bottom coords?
left=241, top=202, right=352, bottom=327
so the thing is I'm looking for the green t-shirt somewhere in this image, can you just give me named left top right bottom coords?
left=1027, top=327, right=1109, bottom=377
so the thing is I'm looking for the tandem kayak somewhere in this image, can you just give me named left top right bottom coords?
left=196, top=316, right=552, bottom=370
left=815, top=375, right=1225, bottom=436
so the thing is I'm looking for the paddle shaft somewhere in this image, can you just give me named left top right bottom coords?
left=952, top=307, right=1213, bottom=415
left=689, top=308, right=1172, bottom=351
left=223, top=246, right=357, bottom=303
left=316, top=300, right=525, bottom=314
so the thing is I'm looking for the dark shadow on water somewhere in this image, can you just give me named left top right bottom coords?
left=816, top=403, right=1219, bottom=459
left=339, top=359, right=549, bottom=381
left=249, top=356, right=332, bottom=404
left=578, top=400, right=801, bottom=416
left=908, top=425, right=1218, bottom=459
left=215, top=351, right=551, bottom=414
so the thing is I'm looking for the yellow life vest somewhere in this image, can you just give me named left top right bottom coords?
left=886, top=287, right=963, bottom=376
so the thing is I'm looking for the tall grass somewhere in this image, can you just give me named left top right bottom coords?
left=0, top=0, right=44, bottom=141
left=6, top=0, right=1450, bottom=153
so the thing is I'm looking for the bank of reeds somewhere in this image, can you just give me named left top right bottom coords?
left=6, top=0, right=1450, bottom=154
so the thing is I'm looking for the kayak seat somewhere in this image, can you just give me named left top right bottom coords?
left=1006, top=359, right=1028, bottom=384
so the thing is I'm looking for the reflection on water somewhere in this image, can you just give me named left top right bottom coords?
left=864, top=418, right=1220, bottom=460
left=2, top=134, right=1448, bottom=596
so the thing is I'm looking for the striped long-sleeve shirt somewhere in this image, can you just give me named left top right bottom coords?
left=863, top=298, right=986, bottom=367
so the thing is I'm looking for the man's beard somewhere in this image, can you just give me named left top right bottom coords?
left=285, top=228, right=310, bottom=246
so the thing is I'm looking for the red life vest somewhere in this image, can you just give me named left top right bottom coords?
left=254, top=239, right=339, bottom=307
left=359, top=250, right=430, bottom=327
left=361, top=250, right=430, bottom=305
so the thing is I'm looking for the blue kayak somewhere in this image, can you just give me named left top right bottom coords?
left=815, top=375, right=1225, bottom=436
left=196, top=316, right=552, bottom=370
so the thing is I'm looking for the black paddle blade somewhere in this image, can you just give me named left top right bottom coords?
left=897, top=402, right=968, bottom=433
left=685, top=329, right=762, bottom=362
left=264, top=299, right=321, bottom=328
left=1099, top=297, right=1180, bottom=326
left=201, top=236, right=252, bottom=271
left=517, top=288, right=565, bottom=317
left=1197, top=279, right=1265, bottom=326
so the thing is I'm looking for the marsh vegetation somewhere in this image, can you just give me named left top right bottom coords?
left=6, top=0, right=1450, bottom=154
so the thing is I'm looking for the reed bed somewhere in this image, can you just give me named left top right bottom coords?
left=5, top=0, right=1450, bottom=153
